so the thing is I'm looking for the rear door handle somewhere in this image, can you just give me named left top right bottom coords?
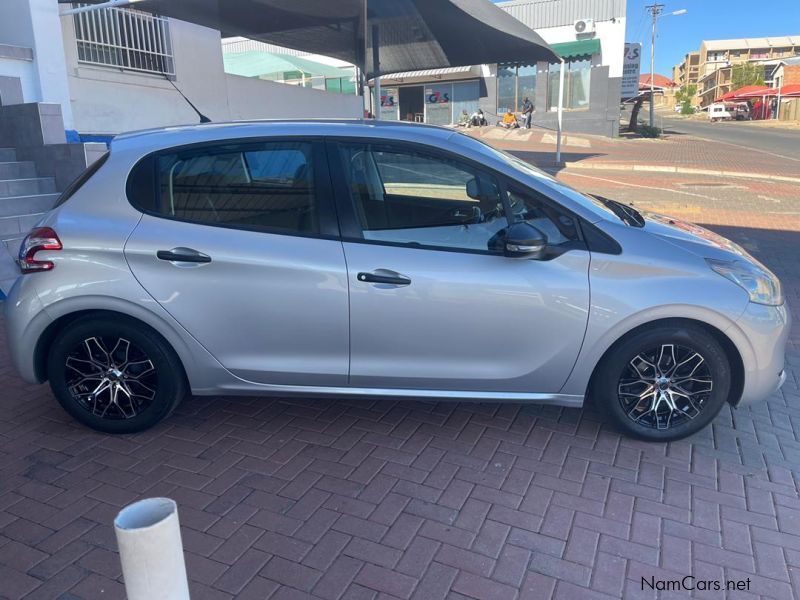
left=157, top=248, right=212, bottom=263
left=357, top=271, right=411, bottom=286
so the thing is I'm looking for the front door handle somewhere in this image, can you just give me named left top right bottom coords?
left=357, top=271, right=411, bottom=286
left=157, top=248, right=212, bottom=263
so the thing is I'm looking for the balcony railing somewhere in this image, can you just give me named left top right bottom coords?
left=73, top=4, right=174, bottom=76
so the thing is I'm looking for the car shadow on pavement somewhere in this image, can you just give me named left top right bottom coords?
left=506, top=150, right=606, bottom=173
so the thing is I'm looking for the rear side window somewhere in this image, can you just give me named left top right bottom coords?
left=54, top=152, right=109, bottom=207
left=130, top=141, right=319, bottom=235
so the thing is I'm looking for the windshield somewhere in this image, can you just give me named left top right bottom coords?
left=451, top=133, right=627, bottom=224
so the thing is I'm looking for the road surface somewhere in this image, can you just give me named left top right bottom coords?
left=655, top=114, right=799, bottom=162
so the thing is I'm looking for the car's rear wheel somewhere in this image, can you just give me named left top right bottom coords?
left=594, top=323, right=730, bottom=442
left=47, top=316, right=186, bottom=433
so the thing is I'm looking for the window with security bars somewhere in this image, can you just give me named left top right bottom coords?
left=72, top=4, right=175, bottom=76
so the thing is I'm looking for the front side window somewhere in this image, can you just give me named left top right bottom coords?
left=337, top=143, right=506, bottom=252
left=154, top=141, right=318, bottom=234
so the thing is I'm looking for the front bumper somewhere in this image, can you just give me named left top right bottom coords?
left=732, top=301, right=791, bottom=406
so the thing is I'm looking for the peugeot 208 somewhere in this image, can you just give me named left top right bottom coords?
left=4, top=121, right=789, bottom=441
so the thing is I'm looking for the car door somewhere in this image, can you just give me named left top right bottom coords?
left=124, top=138, right=349, bottom=386
left=328, top=139, right=591, bottom=394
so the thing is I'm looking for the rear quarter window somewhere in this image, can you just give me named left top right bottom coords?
left=127, top=141, right=320, bottom=236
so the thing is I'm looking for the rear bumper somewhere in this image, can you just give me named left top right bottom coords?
left=733, top=301, right=790, bottom=406
left=4, top=276, right=51, bottom=384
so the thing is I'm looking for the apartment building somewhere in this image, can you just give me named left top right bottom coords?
left=674, top=36, right=800, bottom=106
left=672, top=51, right=700, bottom=89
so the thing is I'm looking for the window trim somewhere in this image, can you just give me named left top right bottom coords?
left=125, top=137, right=340, bottom=240
left=325, top=136, right=619, bottom=258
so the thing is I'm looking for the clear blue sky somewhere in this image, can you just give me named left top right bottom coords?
left=625, top=0, right=800, bottom=76
left=495, top=1, right=800, bottom=77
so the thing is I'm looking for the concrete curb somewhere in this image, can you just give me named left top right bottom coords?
left=563, top=161, right=800, bottom=184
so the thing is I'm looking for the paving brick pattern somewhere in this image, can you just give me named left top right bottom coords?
left=0, top=173, right=799, bottom=599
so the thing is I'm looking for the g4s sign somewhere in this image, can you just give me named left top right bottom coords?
left=426, top=90, right=450, bottom=104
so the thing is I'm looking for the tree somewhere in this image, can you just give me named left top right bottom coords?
left=731, top=63, right=765, bottom=89
left=628, top=94, right=646, bottom=132
left=675, top=84, right=697, bottom=115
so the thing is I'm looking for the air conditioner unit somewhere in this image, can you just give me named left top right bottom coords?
left=574, top=19, right=596, bottom=35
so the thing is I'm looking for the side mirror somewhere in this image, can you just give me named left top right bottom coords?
left=504, top=222, right=547, bottom=259
left=465, top=177, right=481, bottom=200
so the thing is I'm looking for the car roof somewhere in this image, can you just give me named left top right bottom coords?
left=111, top=119, right=460, bottom=154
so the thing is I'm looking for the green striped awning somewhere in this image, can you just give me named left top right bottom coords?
left=551, top=39, right=601, bottom=60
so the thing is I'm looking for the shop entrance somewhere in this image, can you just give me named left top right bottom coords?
left=399, top=86, right=424, bottom=122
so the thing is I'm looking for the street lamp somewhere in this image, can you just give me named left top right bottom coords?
left=646, top=5, right=687, bottom=128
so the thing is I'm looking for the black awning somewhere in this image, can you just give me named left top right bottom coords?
left=63, top=0, right=558, bottom=78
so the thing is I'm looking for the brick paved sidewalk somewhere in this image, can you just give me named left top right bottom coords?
left=467, top=128, right=800, bottom=179
left=0, top=175, right=799, bottom=599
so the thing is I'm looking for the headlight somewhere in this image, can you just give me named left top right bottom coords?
left=706, top=258, right=783, bottom=306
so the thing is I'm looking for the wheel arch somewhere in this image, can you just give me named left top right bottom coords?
left=587, top=317, right=744, bottom=406
left=34, top=309, right=191, bottom=388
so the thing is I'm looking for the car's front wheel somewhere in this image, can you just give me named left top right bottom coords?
left=594, top=323, right=731, bottom=442
left=47, top=316, right=186, bottom=433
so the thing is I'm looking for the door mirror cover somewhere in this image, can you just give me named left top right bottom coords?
left=465, top=177, right=481, bottom=200
left=504, top=222, right=547, bottom=259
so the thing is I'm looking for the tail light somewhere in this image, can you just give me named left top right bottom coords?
left=18, top=227, right=62, bottom=273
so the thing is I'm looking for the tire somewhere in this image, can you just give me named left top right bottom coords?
left=593, top=323, right=730, bottom=442
left=47, top=315, right=186, bottom=433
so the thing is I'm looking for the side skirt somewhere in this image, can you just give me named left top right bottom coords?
left=191, top=383, right=585, bottom=407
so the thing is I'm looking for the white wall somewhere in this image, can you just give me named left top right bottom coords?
left=0, top=55, right=37, bottom=102
left=0, top=0, right=73, bottom=126
left=225, top=74, right=362, bottom=120
left=0, top=0, right=36, bottom=48
left=537, top=19, right=627, bottom=78
left=61, top=17, right=361, bottom=134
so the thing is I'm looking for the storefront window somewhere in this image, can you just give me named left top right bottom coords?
left=497, top=65, right=516, bottom=113
left=425, top=83, right=453, bottom=125
left=517, top=65, right=537, bottom=110
left=380, top=87, right=400, bottom=120
left=497, top=64, right=537, bottom=113
left=547, top=58, right=592, bottom=110
left=452, top=81, right=480, bottom=122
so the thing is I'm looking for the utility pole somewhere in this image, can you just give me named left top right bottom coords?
left=645, top=4, right=664, bottom=128
left=644, top=5, right=685, bottom=129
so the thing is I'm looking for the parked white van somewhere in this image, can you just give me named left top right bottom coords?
left=708, top=103, right=734, bottom=122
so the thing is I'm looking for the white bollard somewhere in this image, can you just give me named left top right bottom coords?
left=114, top=498, right=191, bottom=600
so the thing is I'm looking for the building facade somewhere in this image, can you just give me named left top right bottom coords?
left=674, top=36, right=800, bottom=106
left=370, top=0, right=627, bottom=137
left=0, top=0, right=362, bottom=138
left=672, top=51, right=700, bottom=90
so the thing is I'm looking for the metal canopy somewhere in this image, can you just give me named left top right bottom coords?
left=62, top=0, right=559, bottom=78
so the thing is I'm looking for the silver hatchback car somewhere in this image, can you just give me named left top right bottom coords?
left=4, top=120, right=789, bottom=441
